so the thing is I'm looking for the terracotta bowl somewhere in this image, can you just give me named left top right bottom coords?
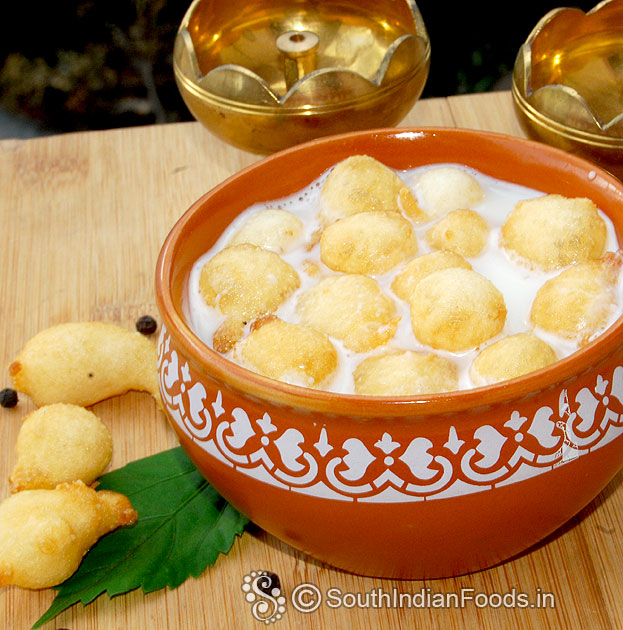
left=155, top=128, right=623, bottom=579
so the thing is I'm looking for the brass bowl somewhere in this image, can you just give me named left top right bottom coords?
left=512, top=0, right=623, bottom=179
left=174, top=0, right=430, bottom=154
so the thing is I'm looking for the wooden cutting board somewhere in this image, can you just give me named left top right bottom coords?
left=1, top=91, right=622, bottom=629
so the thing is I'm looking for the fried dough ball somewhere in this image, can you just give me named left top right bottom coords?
left=530, top=253, right=622, bottom=344
left=319, top=155, right=426, bottom=225
left=9, top=404, right=112, bottom=492
left=470, top=333, right=558, bottom=386
left=228, top=208, right=303, bottom=253
left=320, top=211, right=417, bottom=275
left=391, top=250, right=472, bottom=303
left=426, top=209, right=489, bottom=257
left=234, top=317, right=338, bottom=388
left=354, top=350, right=458, bottom=396
left=501, top=194, right=607, bottom=270
left=212, top=319, right=247, bottom=355
left=199, top=244, right=299, bottom=319
left=410, top=268, right=507, bottom=351
left=9, top=322, right=161, bottom=408
left=0, top=480, right=137, bottom=589
left=414, top=166, right=483, bottom=217
left=297, top=274, right=399, bottom=352
left=199, top=244, right=300, bottom=352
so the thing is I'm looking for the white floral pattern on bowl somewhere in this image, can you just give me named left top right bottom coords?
left=158, top=327, right=623, bottom=503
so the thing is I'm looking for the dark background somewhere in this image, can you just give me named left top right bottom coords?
left=0, top=1, right=596, bottom=135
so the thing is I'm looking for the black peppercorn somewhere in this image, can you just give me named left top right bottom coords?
left=0, top=388, right=18, bottom=408
left=136, top=315, right=158, bottom=335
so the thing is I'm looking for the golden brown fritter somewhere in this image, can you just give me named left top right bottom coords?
left=320, top=211, right=417, bottom=275
left=426, top=209, right=489, bottom=257
left=199, top=243, right=300, bottom=352
left=228, top=208, right=303, bottom=253
left=212, top=319, right=246, bottom=355
left=353, top=350, right=458, bottom=396
left=530, top=252, right=622, bottom=344
left=501, top=194, right=607, bottom=270
left=234, top=316, right=338, bottom=388
left=391, top=250, right=472, bottom=303
left=319, top=155, right=425, bottom=224
left=410, top=267, right=507, bottom=351
left=297, top=274, right=399, bottom=352
left=414, top=166, right=483, bottom=217
left=9, top=322, right=161, bottom=408
left=470, top=333, right=557, bottom=386
left=199, top=244, right=300, bottom=320
left=9, top=404, right=113, bottom=493
left=0, top=481, right=136, bottom=589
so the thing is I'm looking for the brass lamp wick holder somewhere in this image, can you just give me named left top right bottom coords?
left=277, top=30, right=319, bottom=90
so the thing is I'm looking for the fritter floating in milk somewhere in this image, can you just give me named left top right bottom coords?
left=501, top=194, right=607, bottom=271
left=426, top=209, right=489, bottom=257
left=234, top=316, right=337, bottom=388
left=414, top=166, right=483, bottom=217
left=320, top=210, right=417, bottom=275
left=391, top=250, right=472, bottom=303
left=228, top=208, right=303, bottom=253
left=410, top=267, right=507, bottom=352
left=199, top=243, right=300, bottom=352
left=319, top=155, right=426, bottom=225
left=530, top=252, right=622, bottom=345
left=470, top=333, right=557, bottom=386
left=354, top=350, right=458, bottom=396
left=297, top=274, right=399, bottom=352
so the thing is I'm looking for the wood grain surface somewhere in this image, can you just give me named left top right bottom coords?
left=1, top=91, right=622, bottom=629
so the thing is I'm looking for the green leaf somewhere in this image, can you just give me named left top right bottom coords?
left=33, top=447, right=249, bottom=629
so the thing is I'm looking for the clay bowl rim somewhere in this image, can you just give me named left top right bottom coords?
left=155, top=126, right=623, bottom=418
